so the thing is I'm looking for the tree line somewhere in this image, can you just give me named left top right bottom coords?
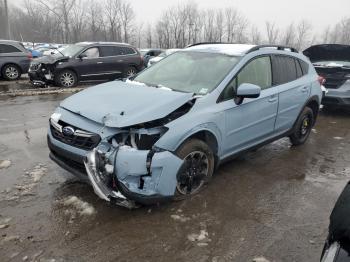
left=0, top=0, right=349, bottom=50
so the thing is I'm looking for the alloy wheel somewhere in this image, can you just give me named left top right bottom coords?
left=126, top=68, right=136, bottom=77
left=176, top=151, right=209, bottom=195
left=60, top=72, right=75, bottom=87
left=5, top=66, right=19, bottom=80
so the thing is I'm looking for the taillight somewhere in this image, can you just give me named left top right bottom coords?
left=27, top=52, right=33, bottom=60
left=318, top=75, right=325, bottom=85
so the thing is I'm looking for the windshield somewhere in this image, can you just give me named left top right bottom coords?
left=53, top=44, right=84, bottom=57
left=134, top=51, right=240, bottom=95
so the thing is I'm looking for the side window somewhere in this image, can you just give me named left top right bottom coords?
left=81, top=47, right=100, bottom=58
left=218, top=56, right=272, bottom=102
left=0, top=44, right=21, bottom=53
left=99, top=46, right=116, bottom=57
left=295, top=59, right=303, bottom=78
left=120, top=47, right=136, bottom=55
left=237, top=56, right=272, bottom=90
left=272, top=55, right=297, bottom=85
left=299, top=60, right=309, bottom=75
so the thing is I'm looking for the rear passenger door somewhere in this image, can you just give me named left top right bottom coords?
left=99, top=46, right=124, bottom=79
left=219, top=56, right=279, bottom=156
left=272, top=55, right=311, bottom=132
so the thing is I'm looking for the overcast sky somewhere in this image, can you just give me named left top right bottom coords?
left=12, top=0, right=350, bottom=35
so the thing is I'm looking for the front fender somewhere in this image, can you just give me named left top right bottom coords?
left=155, top=122, right=223, bottom=155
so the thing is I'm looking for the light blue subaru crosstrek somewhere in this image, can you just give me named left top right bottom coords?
left=48, top=43, right=323, bottom=207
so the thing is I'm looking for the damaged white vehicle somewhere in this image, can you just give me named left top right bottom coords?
left=48, top=43, right=322, bottom=207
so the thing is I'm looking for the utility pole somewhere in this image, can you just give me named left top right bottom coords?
left=4, top=0, right=10, bottom=39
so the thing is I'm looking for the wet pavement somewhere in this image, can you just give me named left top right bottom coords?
left=0, top=93, right=350, bottom=262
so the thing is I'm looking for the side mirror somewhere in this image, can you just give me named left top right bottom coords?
left=236, top=83, right=261, bottom=99
left=78, top=53, right=87, bottom=60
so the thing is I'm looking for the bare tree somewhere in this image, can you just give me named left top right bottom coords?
left=295, top=20, right=312, bottom=50
left=250, top=25, right=262, bottom=44
left=281, top=23, right=295, bottom=46
left=265, top=21, right=279, bottom=44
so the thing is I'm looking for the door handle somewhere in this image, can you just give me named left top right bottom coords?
left=97, top=62, right=103, bottom=64
left=268, top=95, right=278, bottom=103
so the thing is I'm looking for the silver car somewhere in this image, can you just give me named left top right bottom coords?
left=303, top=44, right=350, bottom=109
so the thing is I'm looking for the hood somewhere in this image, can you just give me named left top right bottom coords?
left=60, top=81, right=194, bottom=128
left=33, top=55, right=69, bottom=64
left=303, top=44, right=350, bottom=63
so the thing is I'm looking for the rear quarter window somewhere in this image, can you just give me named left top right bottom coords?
left=119, top=47, right=136, bottom=55
left=299, top=60, right=309, bottom=75
left=0, top=44, right=21, bottom=53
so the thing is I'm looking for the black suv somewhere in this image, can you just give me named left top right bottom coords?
left=0, top=40, right=32, bottom=80
left=28, top=42, right=144, bottom=87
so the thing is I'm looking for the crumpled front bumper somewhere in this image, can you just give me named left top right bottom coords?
left=83, top=145, right=184, bottom=207
left=28, top=70, right=53, bottom=86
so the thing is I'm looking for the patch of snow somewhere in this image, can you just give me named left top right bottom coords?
left=0, top=224, right=9, bottom=229
left=170, top=214, right=190, bottom=222
left=63, top=196, right=96, bottom=216
left=333, top=137, right=344, bottom=140
left=29, top=165, right=47, bottom=182
left=253, top=257, right=270, bottom=262
left=0, top=160, right=11, bottom=169
left=187, top=229, right=208, bottom=242
left=311, top=129, right=317, bottom=134
left=125, top=79, right=146, bottom=86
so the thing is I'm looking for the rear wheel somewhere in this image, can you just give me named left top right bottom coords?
left=289, top=107, right=314, bottom=146
left=56, top=70, right=77, bottom=88
left=175, top=139, right=214, bottom=199
left=2, top=64, right=21, bottom=80
left=124, top=66, right=137, bottom=78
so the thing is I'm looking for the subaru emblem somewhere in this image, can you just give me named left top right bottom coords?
left=62, top=126, right=75, bottom=136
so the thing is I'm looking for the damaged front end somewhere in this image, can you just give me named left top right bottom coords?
left=83, top=135, right=183, bottom=208
left=81, top=106, right=195, bottom=207
left=28, top=57, right=68, bottom=86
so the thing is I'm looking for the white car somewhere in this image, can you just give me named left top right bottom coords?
left=147, top=49, right=180, bottom=67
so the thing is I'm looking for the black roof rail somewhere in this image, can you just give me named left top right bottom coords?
left=246, top=45, right=299, bottom=54
left=186, top=42, right=237, bottom=48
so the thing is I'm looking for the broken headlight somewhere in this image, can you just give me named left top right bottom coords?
left=111, top=126, right=168, bottom=150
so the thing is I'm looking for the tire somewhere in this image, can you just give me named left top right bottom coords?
left=2, top=64, right=21, bottom=80
left=124, top=66, right=137, bottom=78
left=174, top=139, right=215, bottom=199
left=289, top=107, right=314, bottom=146
left=56, top=70, right=77, bottom=88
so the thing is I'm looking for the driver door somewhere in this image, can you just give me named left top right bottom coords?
left=75, top=46, right=106, bottom=81
left=219, top=56, right=279, bottom=156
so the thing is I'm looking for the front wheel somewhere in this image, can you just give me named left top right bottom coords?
left=175, top=139, right=214, bottom=199
left=56, top=70, right=77, bottom=88
left=289, top=107, right=314, bottom=146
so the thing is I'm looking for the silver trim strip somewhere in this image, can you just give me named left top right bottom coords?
left=80, top=71, right=121, bottom=77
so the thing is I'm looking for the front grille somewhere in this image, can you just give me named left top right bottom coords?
left=29, top=63, right=41, bottom=72
left=50, top=120, right=101, bottom=150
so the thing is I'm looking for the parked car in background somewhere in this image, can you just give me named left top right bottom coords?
left=140, top=49, right=163, bottom=66
left=147, top=48, right=180, bottom=67
left=29, top=42, right=143, bottom=87
left=321, top=181, right=350, bottom=261
left=27, top=48, right=42, bottom=58
left=303, top=44, right=350, bottom=109
left=0, top=40, right=32, bottom=80
left=47, top=43, right=322, bottom=207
